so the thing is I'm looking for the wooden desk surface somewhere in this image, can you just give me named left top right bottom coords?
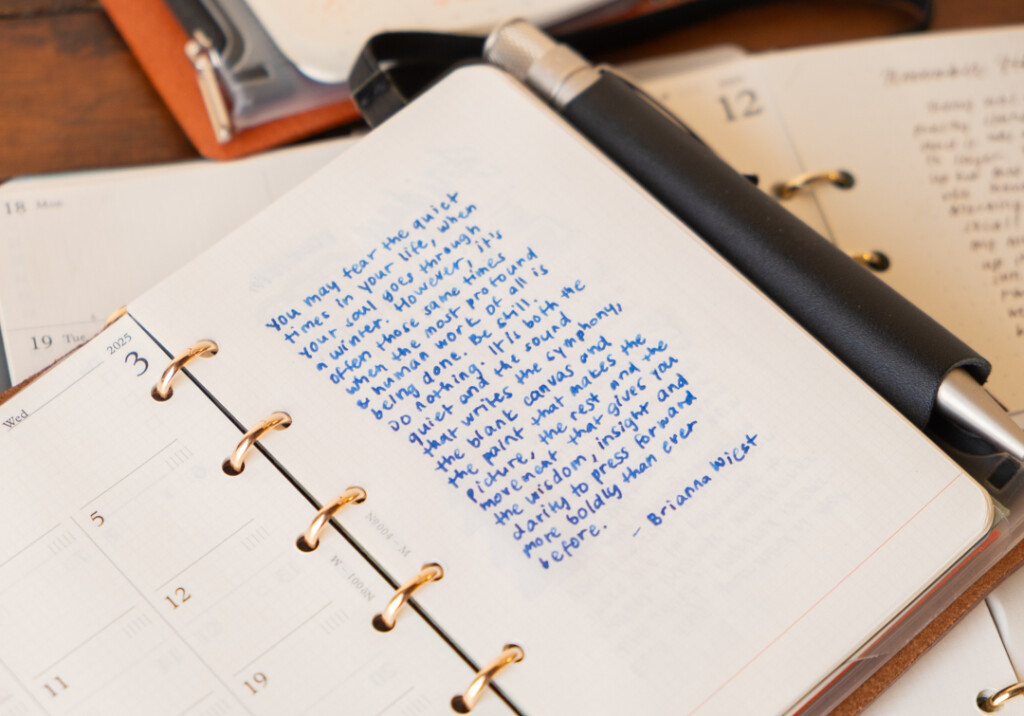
left=1, top=0, right=1023, bottom=181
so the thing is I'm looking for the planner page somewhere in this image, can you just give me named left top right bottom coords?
left=129, top=64, right=994, bottom=714
left=630, top=51, right=834, bottom=242
left=0, top=136, right=356, bottom=385
left=861, top=602, right=1024, bottom=716
left=0, top=320, right=510, bottom=715
left=984, top=559, right=1024, bottom=685
left=742, top=26, right=1024, bottom=417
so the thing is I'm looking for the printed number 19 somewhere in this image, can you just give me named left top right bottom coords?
left=243, top=673, right=268, bottom=694
left=31, top=335, right=52, bottom=351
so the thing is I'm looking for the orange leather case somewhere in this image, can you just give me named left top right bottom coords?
left=99, top=0, right=361, bottom=159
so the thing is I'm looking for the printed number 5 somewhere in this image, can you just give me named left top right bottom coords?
left=124, top=351, right=149, bottom=376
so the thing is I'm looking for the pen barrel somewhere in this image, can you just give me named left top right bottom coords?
left=563, top=74, right=989, bottom=429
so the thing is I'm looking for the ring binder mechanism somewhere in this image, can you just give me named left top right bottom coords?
left=850, top=250, right=891, bottom=272
left=151, top=340, right=219, bottom=401
left=222, top=411, right=292, bottom=475
left=772, top=169, right=890, bottom=272
left=451, top=644, right=524, bottom=713
left=103, top=305, right=128, bottom=328
left=295, top=486, right=366, bottom=551
left=773, top=169, right=855, bottom=198
left=184, top=30, right=234, bottom=144
left=372, top=563, right=444, bottom=632
left=979, top=682, right=1024, bottom=712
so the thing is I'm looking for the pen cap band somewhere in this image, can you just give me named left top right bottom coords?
left=485, top=20, right=599, bottom=109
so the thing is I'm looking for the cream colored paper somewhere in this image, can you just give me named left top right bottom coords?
left=0, top=319, right=507, bottom=714
left=128, top=65, right=992, bottom=714
left=643, top=25, right=1024, bottom=419
left=862, top=603, right=1024, bottom=716
left=0, top=137, right=355, bottom=385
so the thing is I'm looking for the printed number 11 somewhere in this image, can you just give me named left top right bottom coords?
left=43, top=676, right=68, bottom=697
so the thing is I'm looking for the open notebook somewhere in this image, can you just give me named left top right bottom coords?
left=1, top=63, right=996, bottom=714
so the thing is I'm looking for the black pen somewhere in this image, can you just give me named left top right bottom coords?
left=483, top=19, right=1024, bottom=461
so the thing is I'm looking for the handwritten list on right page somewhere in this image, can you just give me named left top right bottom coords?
left=659, top=26, right=1024, bottom=418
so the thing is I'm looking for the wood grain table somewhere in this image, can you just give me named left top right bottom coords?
left=2, top=0, right=1023, bottom=181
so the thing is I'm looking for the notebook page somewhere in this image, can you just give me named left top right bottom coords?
left=861, top=602, right=1024, bottom=716
left=0, top=136, right=355, bottom=385
left=631, top=53, right=835, bottom=241
left=984, top=559, right=1024, bottom=684
left=0, top=321, right=509, bottom=715
left=129, top=65, right=993, bottom=714
left=746, top=26, right=1024, bottom=418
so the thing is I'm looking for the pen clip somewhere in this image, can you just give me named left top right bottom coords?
left=184, top=30, right=234, bottom=144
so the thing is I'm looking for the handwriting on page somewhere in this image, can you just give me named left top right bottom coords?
left=902, top=54, right=1024, bottom=337
left=264, top=191, right=759, bottom=569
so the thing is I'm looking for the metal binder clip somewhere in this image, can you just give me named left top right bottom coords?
left=151, top=340, right=219, bottom=401
left=295, top=486, right=367, bottom=551
left=372, top=563, right=444, bottom=632
left=185, top=30, right=234, bottom=144
left=451, top=644, right=524, bottom=713
left=222, top=411, right=291, bottom=475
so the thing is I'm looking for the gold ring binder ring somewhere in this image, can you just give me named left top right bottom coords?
left=103, top=306, right=128, bottom=328
left=451, top=644, right=524, bottom=713
left=979, top=682, right=1024, bottom=712
left=773, top=169, right=855, bottom=199
left=222, top=411, right=292, bottom=475
left=851, top=250, right=891, bottom=272
left=295, top=486, right=367, bottom=551
left=372, top=563, right=444, bottom=632
left=772, top=170, right=890, bottom=272
left=151, top=340, right=219, bottom=401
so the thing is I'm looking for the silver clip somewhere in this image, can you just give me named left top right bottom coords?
left=184, top=30, right=234, bottom=144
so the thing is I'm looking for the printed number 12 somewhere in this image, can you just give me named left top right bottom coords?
left=719, top=89, right=763, bottom=121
